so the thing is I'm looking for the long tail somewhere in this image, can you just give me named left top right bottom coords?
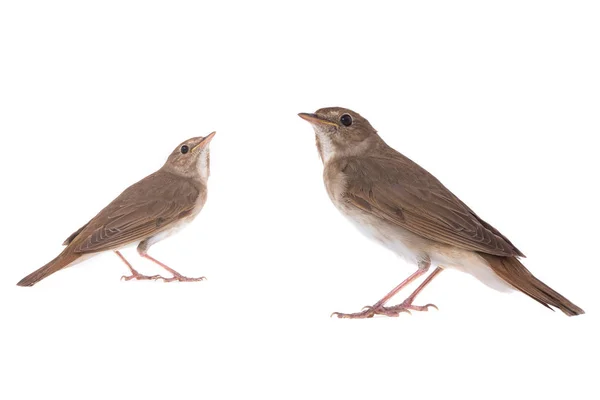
left=17, top=250, right=81, bottom=287
left=479, top=253, right=584, bottom=316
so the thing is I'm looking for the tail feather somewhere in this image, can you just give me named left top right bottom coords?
left=479, top=253, right=584, bottom=316
left=17, top=251, right=81, bottom=287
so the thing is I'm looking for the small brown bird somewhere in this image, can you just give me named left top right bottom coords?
left=299, top=108, right=584, bottom=318
left=17, top=132, right=216, bottom=286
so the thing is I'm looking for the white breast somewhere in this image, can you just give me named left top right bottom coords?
left=342, top=206, right=426, bottom=266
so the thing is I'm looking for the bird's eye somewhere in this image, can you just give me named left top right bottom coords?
left=340, top=114, right=353, bottom=127
left=180, top=145, right=189, bottom=154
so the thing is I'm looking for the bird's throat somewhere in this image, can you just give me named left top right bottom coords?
left=315, top=134, right=337, bottom=164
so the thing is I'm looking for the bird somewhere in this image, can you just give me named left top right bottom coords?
left=17, top=132, right=216, bottom=286
left=298, top=107, right=584, bottom=318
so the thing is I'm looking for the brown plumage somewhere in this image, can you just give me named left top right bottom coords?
left=17, top=133, right=215, bottom=286
left=299, top=107, right=583, bottom=317
left=17, top=251, right=82, bottom=288
left=478, top=254, right=584, bottom=316
left=337, top=154, right=524, bottom=257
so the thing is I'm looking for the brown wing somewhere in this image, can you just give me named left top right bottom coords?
left=67, top=171, right=201, bottom=254
left=339, top=152, right=524, bottom=257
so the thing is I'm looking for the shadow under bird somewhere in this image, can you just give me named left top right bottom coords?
left=299, top=108, right=584, bottom=318
left=17, top=132, right=216, bottom=286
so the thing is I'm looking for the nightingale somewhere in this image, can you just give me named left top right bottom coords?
left=17, top=132, right=216, bottom=286
left=299, top=108, right=584, bottom=318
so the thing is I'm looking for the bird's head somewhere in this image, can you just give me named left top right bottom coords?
left=298, top=107, right=378, bottom=163
left=163, top=132, right=216, bottom=181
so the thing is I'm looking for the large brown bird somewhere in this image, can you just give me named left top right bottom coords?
left=299, top=108, right=583, bottom=318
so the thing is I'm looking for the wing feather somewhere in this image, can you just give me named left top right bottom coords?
left=340, top=154, right=524, bottom=257
left=67, top=171, right=201, bottom=254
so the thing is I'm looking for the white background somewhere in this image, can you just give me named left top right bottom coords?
left=1, top=1, right=598, bottom=399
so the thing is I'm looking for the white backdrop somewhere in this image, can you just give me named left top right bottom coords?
left=1, top=1, right=598, bottom=399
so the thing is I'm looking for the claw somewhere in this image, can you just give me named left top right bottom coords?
left=403, top=302, right=438, bottom=312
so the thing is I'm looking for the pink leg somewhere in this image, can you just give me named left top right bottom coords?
left=332, top=262, right=442, bottom=319
left=115, top=251, right=163, bottom=282
left=139, top=252, right=205, bottom=283
left=376, top=267, right=443, bottom=316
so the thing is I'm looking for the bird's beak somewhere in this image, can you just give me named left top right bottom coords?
left=298, top=113, right=338, bottom=127
left=192, top=131, right=216, bottom=152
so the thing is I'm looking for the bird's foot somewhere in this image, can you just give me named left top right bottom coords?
left=381, top=301, right=438, bottom=316
left=331, top=300, right=438, bottom=319
left=120, top=271, right=164, bottom=281
left=159, top=273, right=206, bottom=283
